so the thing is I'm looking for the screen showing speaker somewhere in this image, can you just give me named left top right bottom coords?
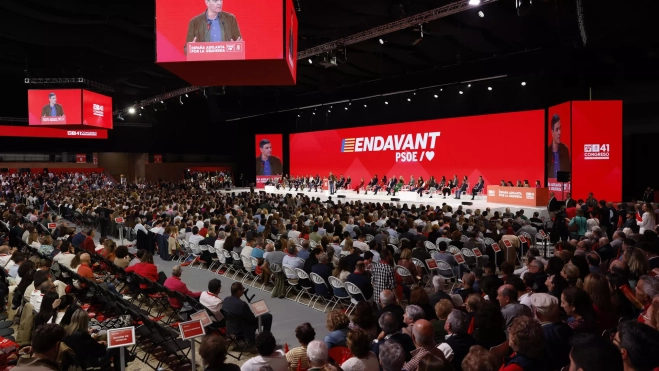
left=546, top=102, right=572, bottom=200
left=156, top=0, right=284, bottom=63
left=289, top=110, right=545, bottom=188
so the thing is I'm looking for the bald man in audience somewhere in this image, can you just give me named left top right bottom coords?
left=403, top=319, right=446, bottom=371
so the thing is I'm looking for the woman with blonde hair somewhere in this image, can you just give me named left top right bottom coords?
left=323, top=310, right=350, bottom=349
left=584, top=273, right=617, bottom=332
left=28, top=231, right=41, bottom=249
left=39, top=235, right=54, bottom=255
left=561, top=262, right=584, bottom=288
left=63, top=308, right=120, bottom=369
left=625, top=248, right=650, bottom=290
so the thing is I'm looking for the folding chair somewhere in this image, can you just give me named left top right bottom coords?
left=328, top=276, right=351, bottom=311
left=222, top=309, right=252, bottom=360
left=294, top=268, right=314, bottom=304
left=282, top=265, right=300, bottom=301
left=309, top=272, right=335, bottom=312
left=343, top=281, right=373, bottom=315
left=436, top=260, right=457, bottom=291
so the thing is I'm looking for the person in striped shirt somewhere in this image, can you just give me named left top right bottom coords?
left=286, top=323, right=316, bottom=371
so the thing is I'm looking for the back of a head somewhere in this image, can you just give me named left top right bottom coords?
left=447, top=309, right=470, bottom=335
left=307, top=340, right=328, bottom=367
left=32, top=323, right=66, bottom=354
left=570, top=333, right=623, bottom=371
left=379, top=340, right=405, bottom=371
left=378, top=312, right=399, bottom=335
left=33, top=270, right=50, bottom=288
left=199, top=334, right=230, bottom=368
left=618, top=320, right=659, bottom=371
left=255, top=331, right=277, bottom=356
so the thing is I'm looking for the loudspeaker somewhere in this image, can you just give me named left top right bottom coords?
left=337, top=195, right=346, bottom=198
left=557, top=171, right=571, bottom=183
left=391, top=198, right=400, bottom=202
left=461, top=201, right=473, bottom=206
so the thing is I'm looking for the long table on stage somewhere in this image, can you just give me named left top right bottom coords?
left=486, top=186, right=549, bottom=207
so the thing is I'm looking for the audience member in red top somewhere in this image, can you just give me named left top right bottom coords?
left=76, top=253, right=94, bottom=279
left=81, top=229, right=96, bottom=254
left=164, top=265, right=201, bottom=309
left=125, top=251, right=159, bottom=288
left=199, top=221, right=209, bottom=238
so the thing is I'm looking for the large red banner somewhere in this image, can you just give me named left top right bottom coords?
left=256, top=134, right=283, bottom=187
left=571, top=101, right=622, bottom=202
left=290, top=111, right=545, bottom=187
left=546, top=102, right=572, bottom=200
left=285, top=0, right=298, bottom=77
left=82, top=90, right=113, bottom=129
left=28, top=89, right=82, bottom=125
left=156, top=0, right=283, bottom=63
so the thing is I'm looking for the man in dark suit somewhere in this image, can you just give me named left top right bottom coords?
left=548, top=192, right=560, bottom=213
left=184, top=0, right=242, bottom=54
left=311, top=253, right=332, bottom=297
left=255, top=139, right=283, bottom=175
left=41, top=92, right=64, bottom=117
left=223, top=283, right=272, bottom=343
left=455, top=176, right=469, bottom=199
left=547, top=113, right=570, bottom=178
left=471, top=176, right=484, bottom=200
left=564, top=192, right=577, bottom=208
left=386, top=175, right=398, bottom=196
left=94, top=202, right=112, bottom=238
left=376, top=290, right=405, bottom=331
left=346, top=261, right=373, bottom=301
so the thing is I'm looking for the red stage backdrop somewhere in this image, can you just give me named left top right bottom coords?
left=255, top=134, right=283, bottom=187
left=571, top=101, right=622, bottom=202
left=290, top=111, right=545, bottom=187
left=28, top=89, right=82, bottom=125
left=0, top=126, right=107, bottom=139
left=82, top=90, right=113, bottom=129
left=546, top=102, right=572, bottom=200
left=156, top=0, right=283, bottom=63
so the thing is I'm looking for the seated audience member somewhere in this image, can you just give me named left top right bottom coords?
left=223, top=283, right=273, bottom=344
left=81, top=229, right=96, bottom=254
left=323, top=309, right=351, bottom=349
left=346, top=261, right=374, bottom=301
left=373, top=312, right=415, bottom=361
left=199, top=278, right=224, bottom=321
left=125, top=251, right=158, bottom=288
left=64, top=308, right=123, bottom=369
left=499, top=316, right=547, bottom=371
left=530, top=293, right=572, bottom=370
left=312, top=253, right=333, bottom=298
left=349, top=301, right=378, bottom=342
left=433, top=299, right=454, bottom=344
left=376, top=290, right=405, bottom=331
left=12, top=323, right=66, bottom=371
left=164, top=265, right=201, bottom=309
left=128, top=249, right=145, bottom=267
left=454, top=273, right=476, bottom=302
left=240, top=331, right=287, bottom=371
left=378, top=340, right=406, bottom=371
left=560, top=287, right=597, bottom=334
left=460, top=345, right=497, bottom=371
left=568, top=333, right=623, bottom=371
left=341, top=329, right=379, bottom=371
left=471, top=300, right=507, bottom=350
left=496, top=284, right=532, bottom=329
left=29, top=274, right=56, bottom=313
left=438, top=309, right=478, bottom=371
left=429, top=276, right=452, bottom=309
left=199, top=334, right=240, bottom=371
left=615, top=320, right=659, bottom=371
left=286, top=323, right=316, bottom=371
left=307, top=340, right=329, bottom=370
left=113, top=245, right=131, bottom=268
left=401, top=305, right=426, bottom=338
left=403, top=319, right=447, bottom=371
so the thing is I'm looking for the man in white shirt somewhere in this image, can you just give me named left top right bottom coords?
left=352, top=234, right=369, bottom=251
left=30, top=280, right=56, bottom=313
left=134, top=218, right=148, bottom=234
left=240, top=331, right=288, bottom=371
left=214, top=231, right=226, bottom=252
left=0, top=245, right=11, bottom=268
left=199, top=279, right=224, bottom=321
left=288, top=225, right=301, bottom=240
left=282, top=245, right=303, bottom=279
left=241, top=238, right=255, bottom=270
left=188, top=226, right=205, bottom=246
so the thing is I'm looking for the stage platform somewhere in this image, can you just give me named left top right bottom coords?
left=221, top=187, right=551, bottom=219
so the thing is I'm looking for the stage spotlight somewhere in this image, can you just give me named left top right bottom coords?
left=297, top=114, right=300, bottom=117
left=488, top=87, right=492, bottom=91
left=385, top=101, right=389, bottom=105
left=345, top=107, right=348, bottom=110
left=521, top=81, right=527, bottom=86
left=140, top=106, right=144, bottom=109
left=434, top=94, right=438, bottom=98
left=308, top=58, right=312, bottom=64
left=379, top=39, right=384, bottom=44
left=312, top=112, right=316, bottom=115
left=468, top=84, right=471, bottom=88
left=185, top=94, right=189, bottom=97
left=459, top=91, right=463, bottom=94
left=139, top=113, right=142, bottom=116
left=364, top=104, right=367, bottom=107
left=440, top=88, right=443, bottom=91
left=516, top=0, right=532, bottom=17
left=128, top=107, right=135, bottom=114
left=160, top=100, right=164, bottom=103
left=469, top=0, right=481, bottom=4
left=327, top=109, right=331, bottom=113
left=478, top=11, right=484, bottom=17
left=407, top=98, right=411, bottom=102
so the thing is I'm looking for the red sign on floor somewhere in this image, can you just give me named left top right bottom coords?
left=179, top=320, right=205, bottom=340
left=107, top=327, right=136, bottom=349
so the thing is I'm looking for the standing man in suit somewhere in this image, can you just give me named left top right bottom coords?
left=471, top=176, right=484, bottom=200
left=564, top=192, right=576, bottom=208
left=547, top=192, right=560, bottom=213
left=185, top=0, right=242, bottom=54
left=329, top=172, right=336, bottom=195
left=223, top=282, right=273, bottom=344
left=256, top=139, right=283, bottom=175
left=95, top=202, right=112, bottom=238
left=41, top=92, right=64, bottom=117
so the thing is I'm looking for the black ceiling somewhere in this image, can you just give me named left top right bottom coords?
left=0, top=0, right=658, bottom=121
